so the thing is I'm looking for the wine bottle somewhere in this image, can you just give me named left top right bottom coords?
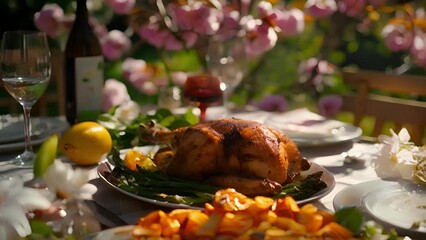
left=64, top=0, right=104, bottom=125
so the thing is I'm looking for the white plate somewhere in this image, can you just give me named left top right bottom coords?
left=362, top=183, right=426, bottom=237
left=0, top=116, right=69, bottom=153
left=91, top=225, right=135, bottom=240
left=264, top=108, right=362, bottom=147
left=97, top=146, right=335, bottom=209
left=266, top=118, right=362, bottom=147
left=333, top=179, right=397, bottom=210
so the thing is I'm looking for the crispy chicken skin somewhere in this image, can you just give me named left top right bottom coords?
left=140, top=118, right=303, bottom=196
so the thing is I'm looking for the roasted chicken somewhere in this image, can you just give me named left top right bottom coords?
left=139, top=118, right=304, bottom=196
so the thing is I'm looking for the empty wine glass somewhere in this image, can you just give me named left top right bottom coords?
left=206, top=36, right=247, bottom=115
left=0, top=31, right=51, bottom=166
left=183, top=75, right=222, bottom=123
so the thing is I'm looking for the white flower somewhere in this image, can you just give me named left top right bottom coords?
left=374, top=128, right=426, bottom=183
left=0, top=177, right=50, bottom=239
left=43, top=160, right=97, bottom=200
left=114, top=100, right=140, bottom=124
left=413, top=146, right=426, bottom=182
left=377, top=128, right=411, bottom=155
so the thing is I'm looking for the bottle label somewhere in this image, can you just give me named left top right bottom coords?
left=75, top=56, right=104, bottom=117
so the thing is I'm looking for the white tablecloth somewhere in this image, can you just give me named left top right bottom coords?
left=0, top=109, right=382, bottom=228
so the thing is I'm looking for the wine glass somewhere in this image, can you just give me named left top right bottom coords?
left=183, top=75, right=222, bottom=123
left=206, top=36, right=247, bottom=115
left=0, top=31, right=51, bottom=166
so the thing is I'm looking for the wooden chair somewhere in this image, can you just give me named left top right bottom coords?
left=0, top=48, right=65, bottom=116
left=340, top=68, right=426, bottom=145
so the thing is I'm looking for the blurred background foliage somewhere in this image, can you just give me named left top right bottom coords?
left=0, top=0, right=425, bottom=113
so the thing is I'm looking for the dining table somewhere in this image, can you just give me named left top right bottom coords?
left=0, top=107, right=423, bottom=239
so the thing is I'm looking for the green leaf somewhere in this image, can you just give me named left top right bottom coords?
left=29, top=219, right=55, bottom=237
left=335, top=207, right=364, bottom=234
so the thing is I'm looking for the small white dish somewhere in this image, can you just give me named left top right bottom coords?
left=362, top=183, right=426, bottom=237
left=333, top=179, right=396, bottom=210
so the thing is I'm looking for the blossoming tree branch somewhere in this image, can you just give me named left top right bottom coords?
left=34, top=0, right=426, bottom=114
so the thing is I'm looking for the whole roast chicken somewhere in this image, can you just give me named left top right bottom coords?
left=139, top=118, right=304, bottom=196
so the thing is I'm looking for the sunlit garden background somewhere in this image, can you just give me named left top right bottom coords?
left=1, top=0, right=425, bottom=139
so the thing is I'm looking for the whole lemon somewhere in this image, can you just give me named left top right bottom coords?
left=59, top=121, right=112, bottom=165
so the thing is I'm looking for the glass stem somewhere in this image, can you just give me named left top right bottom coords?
left=223, top=86, right=234, bottom=115
left=199, top=104, right=207, bottom=123
left=22, top=106, right=33, bottom=153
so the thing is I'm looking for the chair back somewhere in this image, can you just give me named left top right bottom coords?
left=341, top=68, right=426, bottom=145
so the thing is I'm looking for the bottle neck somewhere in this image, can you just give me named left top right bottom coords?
left=75, top=0, right=89, bottom=23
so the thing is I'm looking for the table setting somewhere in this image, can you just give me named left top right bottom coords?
left=1, top=0, right=426, bottom=238
left=1, top=104, right=425, bottom=240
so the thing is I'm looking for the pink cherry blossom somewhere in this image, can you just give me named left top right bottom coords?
left=121, top=58, right=166, bottom=95
left=338, top=0, right=366, bottom=17
left=121, top=58, right=152, bottom=82
left=242, top=18, right=277, bottom=56
left=34, top=4, right=65, bottom=37
left=138, top=21, right=197, bottom=51
left=255, top=95, right=288, bottom=112
left=94, top=24, right=108, bottom=39
left=382, top=23, right=414, bottom=52
left=169, top=2, right=222, bottom=35
left=105, top=0, right=135, bottom=15
left=168, top=4, right=194, bottom=31
left=274, top=8, right=305, bottom=36
left=103, top=79, right=131, bottom=111
left=101, top=30, right=131, bottom=60
left=298, top=58, right=319, bottom=77
left=138, top=22, right=169, bottom=48
left=318, top=95, right=343, bottom=117
left=305, top=0, right=337, bottom=19
left=171, top=71, right=188, bottom=86
left=139, top=81, right=158, bottom=95
left=219, top=8, right=240, bottom=34
left=128, top=72, right=157, bottom=95
left=298, top=58, right=336, bottom=87
left=410, top=31, right=426, bottom=67
left=193, top=6, right=222, bottom=35
left=257, top=1, right=273, bottom=17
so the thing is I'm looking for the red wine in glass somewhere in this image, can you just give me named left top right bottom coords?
left=183, top=75, right=223, bottom=122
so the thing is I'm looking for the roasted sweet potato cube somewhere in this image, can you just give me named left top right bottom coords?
left=160, top=217, right=181, bottom=237
left=168, top=209, right=197, bottom=224
left=300, top=204, right=318, bottom=214
left=256, top=209, right=278, bottom=224
left=296, top=211, right=323, bottom=232
left=195, top=212, right=222, bottom=238
left=273, top=196, right=299, bottom=218
left=273, top=217, right=307, bottom=234
left=217, top=212, right=254, bottom=236
left=315, top=222, right=353, bottom=239
left=254, top=196, right=275, bottom=210
left=183, top=211, right=209, bottom=238
left=137, top=210, right=165, bottom=226
left=264, top=228, right=300, bottom=240
left=317, top=210, right=335, bottom=226
left=205, top=203, right=215, bottom=211
left=132, top=224, right=162, bottom=237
